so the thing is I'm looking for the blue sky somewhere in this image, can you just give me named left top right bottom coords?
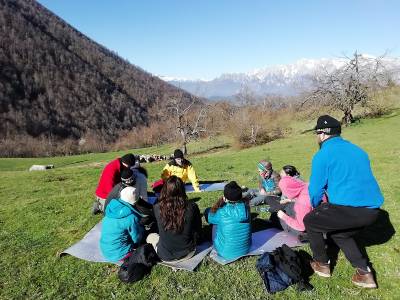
left=37, top=0, right=400, bottom=80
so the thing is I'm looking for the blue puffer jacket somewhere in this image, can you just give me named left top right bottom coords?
left=100, top=199, right=144, bottom=262
left=206, top=202, right=251, bottom=260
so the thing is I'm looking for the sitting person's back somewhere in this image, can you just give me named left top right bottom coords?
left=147, top=176, right=202, bottom=262
left=100, top=187, right=144, bottom=262
left=104, top=168, right=149, bottom=212
left=205, top=181, right=251, bottom=260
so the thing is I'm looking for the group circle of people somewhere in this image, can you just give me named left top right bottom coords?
left=94, top=115, right=384, bottom=289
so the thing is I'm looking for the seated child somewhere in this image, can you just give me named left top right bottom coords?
left=160, top=149, right=201, bottom=192
left=245, top=160, right=282, bottom=207
left=205, top=181, right=252, bottom=260
left=104, top=168, right=148, bottom=212
left=276, top=165, right=312, bottom=236
left=146, top=176, right=202, bottom=262
left=100, top=186, right=145, bottom=262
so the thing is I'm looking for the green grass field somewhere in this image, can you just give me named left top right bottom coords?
left=1, top=112, right=399, bottom=299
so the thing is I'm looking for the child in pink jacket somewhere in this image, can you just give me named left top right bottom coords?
left=276, top=165, right=312, bottom=236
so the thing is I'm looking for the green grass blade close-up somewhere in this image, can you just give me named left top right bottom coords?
left=1, top=112, right=399, bottom=299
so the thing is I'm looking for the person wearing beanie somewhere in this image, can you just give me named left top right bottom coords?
left=204, top=181, right=251, bottom=260
left=103, top=167, right=149, bottom=213
left=244, top=160, right=281, bottom=207
left=100, top=186, right=145, bottom=262
left=93, top=153, right=139, bottom=214
left=304, top=115, right=383, bottom=288
left=160, top=148, right=200, bottom=192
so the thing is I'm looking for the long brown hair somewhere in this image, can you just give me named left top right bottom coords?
left=159, top=176, right=188, bottom=233
left=211, top=196, right=226, bottom=213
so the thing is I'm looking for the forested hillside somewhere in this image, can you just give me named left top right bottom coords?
left=0, top=0, right=197, bottom=141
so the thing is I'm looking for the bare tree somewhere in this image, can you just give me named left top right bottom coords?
left=305, top=51, right=392, bottom=124
left=167, top=95, right=207, bottom=155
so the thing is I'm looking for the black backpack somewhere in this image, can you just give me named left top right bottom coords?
left=118, top=244, right=159, bottom=283
left=256, top=244, right=313, bottom=293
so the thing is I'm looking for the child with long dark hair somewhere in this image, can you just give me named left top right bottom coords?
left=204, top=181, right=251, bottom=260
left=146, top=176, right=202, bottom=262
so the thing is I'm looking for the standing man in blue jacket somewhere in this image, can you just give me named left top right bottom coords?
left=304, top=115, right=383, bottom=289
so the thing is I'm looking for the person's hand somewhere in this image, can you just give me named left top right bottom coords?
left=260, top=189, right=267, bottom=195
left=277, top=210, right=285, bottom=219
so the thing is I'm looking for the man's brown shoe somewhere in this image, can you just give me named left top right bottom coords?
left=352, top=268, right=377, bottom=288
left=310, top=260, right=331, bottom=277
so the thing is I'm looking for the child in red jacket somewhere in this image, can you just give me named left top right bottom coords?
left=93, top=153, right=137, bottom=214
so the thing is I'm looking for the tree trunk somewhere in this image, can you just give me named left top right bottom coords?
left=182, top=142, right=187, bottom=155
left=178, top=132, right=187, bottom=155
left=342, top=110, right=354, bottom=125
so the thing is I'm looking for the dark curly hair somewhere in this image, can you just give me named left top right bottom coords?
left=158, top=176, right=188, bottom=233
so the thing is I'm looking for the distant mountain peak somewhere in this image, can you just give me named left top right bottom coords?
left=161, top=55, right=399, bottom=99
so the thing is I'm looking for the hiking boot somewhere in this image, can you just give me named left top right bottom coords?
left=352, top=268, right=377, bottom=288
left=92, top=200, right=101, bottom=215
left=310, top=260, right=331, bottom=277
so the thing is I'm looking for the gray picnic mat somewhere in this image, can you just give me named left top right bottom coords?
left=209, top=228, right=303, bottom=265
left=148, top=182, right=227, bottom=204
left=60, top=221, right=212, bottom=271
left=185, top=181, right=227, bottom=192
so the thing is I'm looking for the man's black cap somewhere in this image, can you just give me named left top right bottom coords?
left=315, top=115, right=341, bottom=135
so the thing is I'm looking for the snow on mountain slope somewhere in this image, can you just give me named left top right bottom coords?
left=160, top=56, right=400, bottom=99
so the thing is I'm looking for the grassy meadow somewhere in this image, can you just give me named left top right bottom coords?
left=0, top=111, right=399, bottom=299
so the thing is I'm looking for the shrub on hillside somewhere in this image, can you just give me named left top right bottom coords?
left=0, top=133, right=111, bottom=157
left=361, top=87, right=400, bottom=117
left=0, top=135, right=78, bottom=157
left=228, top=104, right=289, bottom=148
left=113, top=122, right=175, bottom=150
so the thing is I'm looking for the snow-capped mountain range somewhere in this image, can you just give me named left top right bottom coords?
left=159, top=56, right=400, bottom=100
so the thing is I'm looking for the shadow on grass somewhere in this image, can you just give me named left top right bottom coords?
left=251, top=212, right=283, bottom=233
left=326, top=209, right=395, bottom=272
left=198, top=180, right=227, bottom=184
left=57, top=159, right=89, bottom=167
left=356, top=209, right=395, bottom=254
left=188, top=197, right=201, bottom=203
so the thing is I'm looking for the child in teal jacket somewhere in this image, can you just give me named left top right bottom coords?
left=100, top=186, right=144, bottom=262
left=205, top=181, right=251, bottom=260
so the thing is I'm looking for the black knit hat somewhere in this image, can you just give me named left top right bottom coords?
left=120, top=153, right=136, bottom=167
left=224, top=181, right=242, bottom=202
left=315, top=115, right=341, bottom=135
left=121, top=168, right=135, bottom=186
left=174, top=149, right=184, bottom=159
